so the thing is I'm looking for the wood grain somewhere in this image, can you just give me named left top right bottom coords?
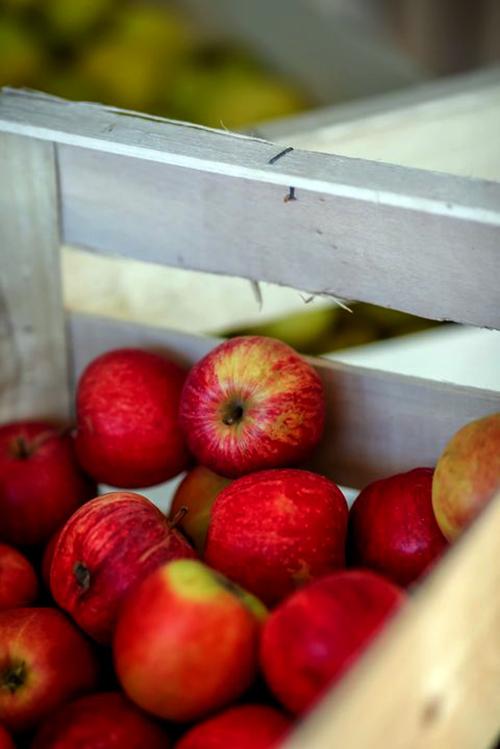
left=285, top=489, right=500, bottom=749
left=0, top=133, right=69, bottom=422
left=69, top=313, right=500, bottom=488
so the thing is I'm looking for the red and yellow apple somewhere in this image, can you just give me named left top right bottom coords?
left=0, top=607, right=98, bottom=732
left=31, top=691, right=169, bottom=749
left=176, top=704, right=291, bottom=749
left=114, top=558, right=266, bottom=722
left=260, top=570, right=405, bottom=714
left=432, top=413, right=500, bottom=540
left=169, top=465, right=231, bottom=554
left=348, top=468, right=448, bottom=586
left=0, top=542, right=38, bottom=610
left=0, top=421, right=95, bottom=547
left=179, top=336, right=325, bottom=477
left=205, top=468, right=348, bottom=605
left=51, top=492, right=196, bottom=643
left=75, top=348, right=190, bottom=488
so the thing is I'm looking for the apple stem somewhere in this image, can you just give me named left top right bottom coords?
left=73, top=561, right=91, bottom=591
left=169, top=505, right=189, bottom=529
left=13, top=436, right=31, bottom=459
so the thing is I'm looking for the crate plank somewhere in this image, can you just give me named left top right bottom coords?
left=0, top=133, right=69, bottom=422
left=69, top=313, right=500, bottom=488
left=0, top=90, right=499, bottom=328
left=286, top=489, right=500, bottom=749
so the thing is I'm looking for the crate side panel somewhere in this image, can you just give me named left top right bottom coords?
left=0, top=134, right=69, bottom=421
left=58, top=145, right=500, bottom=329
left=69, top=314, right=500, bottom=488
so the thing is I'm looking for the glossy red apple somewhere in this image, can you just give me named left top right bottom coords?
left=0, top=421, right=96, bottom=547
left=348, top=468, right=448, bottom=586
left=0, top=724, right=14, bottom=749
left=0, top=542, right=38, bottom=610
left=31, top=692, right=169, bottom=749
left=114, top=559, right=266, bottom=722
left=433, top=413, right=500, bottom=540
left=176, top=704, right=291, bottom=749
left=179, top=336, right=325, bottom=477
left=261, top=570, right=405, bottom=714
left=42, top=527, right=63, bottom=589
left=51, top=492, right=196, bottom=644
left=205, top=469, right=348, bottom=606
left=169, top=466, right=231, bottom=554
left=75, top=348, right=190, bottom=488
left=0, top=607, right=98, bottom=732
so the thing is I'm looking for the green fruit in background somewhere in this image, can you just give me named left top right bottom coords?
left=113, top=4, right=194, bottom=55
left=241, top=306, right=336, bottom=352
left=0, top=17, right=44, bottom=87
left=43, top=0, right=116, bottom=39
left=39, top=67, right=100, bottom=102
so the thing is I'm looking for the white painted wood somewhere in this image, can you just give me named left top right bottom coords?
left=0, top=133, right=69, bottom=423
left=258, top=66, right=500, bottom=181
left=286, top=489, right=500, bottom=749
left=68, top=313, right=500, bottom=489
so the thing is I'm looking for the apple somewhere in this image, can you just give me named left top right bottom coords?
left=42, top=527, right=63, bottom=589
left=75, top=348, right=190, bottom=488
left=0, top=421, right=96, bottom=547
left=432, top=413, right=500, bottom=540
left=348, top=468, right=448, bottom=586
left=169, top=466, right=231, bottom=554
left=0, top=725, right=14, bottom=749
left=0, top=607, right=98, bottom=732
left=176, top=704, right=291, bottom=749
left=31, top=691, right=169, bottom=749
left=51, top=492, right=196, bottom=644
left=0, top=542, right=38, bottom=610
left=260, top=570, right=405, bottom=714
left=179, top=336, right=325, bottom=477
left=205, top=468, right=348, bottom=606
left=114, top=558, right=266, bottom=722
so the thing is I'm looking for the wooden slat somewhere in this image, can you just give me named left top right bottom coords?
left=0, top=90, right=499, bottom=328
left=0, top=133, right=69, bottom=422
left=286, top=489, right=500, bottom=749
left=68, top=313, right=500, bottom=489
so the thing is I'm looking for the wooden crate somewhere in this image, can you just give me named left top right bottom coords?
left=0, top=82, right=499, bottom=749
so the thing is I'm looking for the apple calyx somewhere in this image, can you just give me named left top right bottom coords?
left=73, top=561, right=91, bottom=591
left=221, top=400, right=245, bottom=427
left=1, top=662, right=27, bottom=694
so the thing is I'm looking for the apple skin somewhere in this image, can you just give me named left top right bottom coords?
left=0, top=725, right=14, bottom=749
left=113, top=558, right=267, bottom=722
left=42, top=527, right=63, bottom=589
left=75, top=348, right=190, bottom=488
left=348, top=468, right=448, bottom=586
left=31, top=691, right=169, bottom=749
left=205, top=468, right=348, bottom=606
left=0, top=421, right=96, bottom=547
left=51, top=492, right=196, bottom=644
left=176, top=704, right=291, bottom=749
left=260, top=570, right=405, bottom=714
left=179, top=336, right=325, bottom=477
left=0, top=607, right=98, bottom=732
left=432, top=413, right=500, bottom=540
left=169, top=466, right=231, bottom=554
left=0, top=542, right=38, bottom=610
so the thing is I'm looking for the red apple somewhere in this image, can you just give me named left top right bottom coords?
left=114, top=559, right=266, bottom=722
left=51, top=492, right=196, bottom=644
left=348, top=468, right=448, bottom=586
left=432, top=413, right=500, bottom=540
left=169, top=466, right=231, bottom=554
left=179, top=336, right=325, bottom=477
left=0, top=421, right=96, bottom=547
left=261, top=570, right=405, bottom=714
left=42, top=527, right=63, bottom=589
left=176, top=704, right=291, bottom=749
left=0, top=725, right=14, bottom=749
left=205, top=469, right=348, bottom=606
left=31, top=691, right=169, bottom=749
left=0, top=543, right=38, bottom=610
left=75, top=348, right=190, bottom=488
left=0, top=607, right=98, bottom=732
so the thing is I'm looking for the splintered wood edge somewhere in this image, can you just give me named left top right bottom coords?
left=68, top=313, right=500, bottom=489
